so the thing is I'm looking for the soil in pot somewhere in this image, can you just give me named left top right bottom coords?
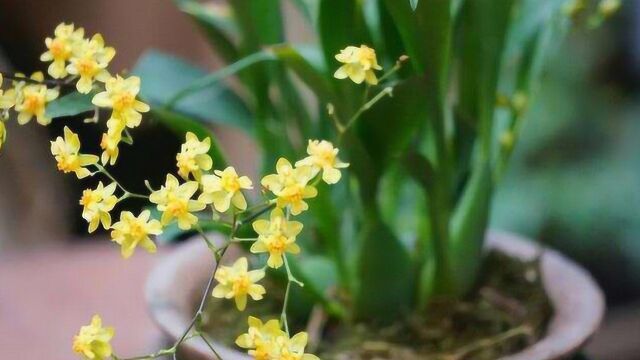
left=200, top=251, right=552, bottom=359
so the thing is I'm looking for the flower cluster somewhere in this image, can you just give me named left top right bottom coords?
left=5, top=23, right=356, bottom=360
left=236, top=317, right=319, bottom=360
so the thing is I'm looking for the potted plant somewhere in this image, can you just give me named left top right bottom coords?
left=0, top=0, right=616, bottom=359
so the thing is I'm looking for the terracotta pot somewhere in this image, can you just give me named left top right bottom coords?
left=146, top=231, right=605, bottom=360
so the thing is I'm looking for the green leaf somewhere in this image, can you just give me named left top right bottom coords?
left=132, top=50, right=254, bottom=133
left=410, top=0, right=419, bottom=11
left=149, top=107, right=228, bottom=168
left=46, top=92, right=94, bottom=119
left=355, top=212, right=414, bottom=322
left=449, top=163, right=493, bottom=294
left=174, top=0, right=240, bottom=63
left=457, top=0, right=515, bottom=159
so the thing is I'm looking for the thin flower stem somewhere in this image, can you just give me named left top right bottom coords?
left=197, top=332, right=223, bottom=360
left=94, top=164, right=148, bottom=200
left=0, top=70, right=71, bottom=87
left=231, top=237, right=257, bottom=242
left=340, top=87, right=394, bottom=134
left=281, top=255, right=304, bottom=336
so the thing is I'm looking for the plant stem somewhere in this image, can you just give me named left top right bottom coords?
left=95, top=164, right=148, bottom=200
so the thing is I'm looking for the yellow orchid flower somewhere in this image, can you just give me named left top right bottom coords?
left=99, top=130, right=122, bottom=166
left=262, top=158, right=317, bottom=216
left=235, top=316, right=285, bottom=350
left=176, top=132, right=213, bottom=180
left=212, top=257, right=266, bottom=311
left=72, top=315, right=114, bottom=360
left=66, top=34, right=115, bottom=94
left=251, top=208, right=303, bottom=268
left=92, top=75, right=150, bottom=129
left=50, top=126, right=99, bottom=179
left=111, top=210, right=162, bottom=258
left=334, top=45, right=382, bottom=85
left=40, top=23, right=85, bottom=79
left=296, top=139, right=349, bottom=184
left=13, top=72, right=59, bottom=126
left=277, top=332, right=320, bottom=360
left=80, top=181, right=118, bottom=233
left=199, top=166, right=252, bottom=213
left=149, top=174, right=205, bottom=230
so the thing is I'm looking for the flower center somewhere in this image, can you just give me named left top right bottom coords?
left=222, top=175, right=241, bottom=192
left=129, top=222, right=146, bottom=239
left=232, top=275, right=250, bottom=294
left=57, top=154, right=80, bottom=173
left=23, top=93, right=44, bottom=113
left=77, top=58, right=97, bottom=76
left=166, top=198, right=188, bottom=217
left=113, top=92, right=135, bottom=111
left=50, top=39, right=69, bottom=59
left=268, top=235, right=287, bottom=254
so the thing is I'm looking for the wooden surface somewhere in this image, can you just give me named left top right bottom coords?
left=0, top=239, right=163, bottom=359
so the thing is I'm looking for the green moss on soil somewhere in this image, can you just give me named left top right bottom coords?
left=202, top=251, right=552, bottom=360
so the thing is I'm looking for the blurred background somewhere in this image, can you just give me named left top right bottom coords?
left=0, top=1, right=638, bottom=359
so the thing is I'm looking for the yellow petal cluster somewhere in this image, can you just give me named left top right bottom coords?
left=150, top=174, right=205, bottom=230
left=236, top=317, right=319, bottom=360
left=251, top=208, right=302, bottom=269
left=334, top=45, right=382, bottom=85
left=50, top=126, right=99, bottom=179
left=40, top=23, right=85, bottom=79
left=80, top=182, right=118, bottom=233
left=92, top=75, right=149, bottom=165
left=0, top=120, right=5, bottom=152
left=66, top=34, right=115, bottom=94
left=296, top=139, right=349, bottom=184
left=12, top=72, right=59, bottom=125
left=199, top=166, right=252, bottom=212
left=111, top=210, right=162, bottom=258
left=212, top=257, right=266, bottom=311
left=262, top=158, right=318, bottom=215
left=176, top=132, right=213, bottom=180
left=72, top=315, right=115, bottom=360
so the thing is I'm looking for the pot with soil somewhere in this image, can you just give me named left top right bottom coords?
left=146, top=231, right=604, bottom=360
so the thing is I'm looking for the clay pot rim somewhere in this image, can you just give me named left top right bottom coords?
left=145, top=231, right=605, bottom=360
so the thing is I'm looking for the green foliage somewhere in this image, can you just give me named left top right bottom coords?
left=132, top=0, right=581, bottom=325
left=46, top=92, right=94, bottom=119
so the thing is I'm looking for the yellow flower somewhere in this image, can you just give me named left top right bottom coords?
left=176, top=132, right=213, bottom=180
left=100, top=130, right=121, bottom=166
left=262, top=158, right=318, bottom=216
left=92, top=75, right=150, bottom=129
left=334, top=45, right=382, bottom=85
left=40, top=23, right=85, bottom=79
left=0, top=74, right=16, bottom=110
left=66, top=34, right=115, bottom=94
left=199, top=167, right=252, bottom=213
left=72, top=314, right=115, bottom=360
left=251, top=208, right=302, bottom=268
left=13, top=72, right=59, bottom=125
left=0, top=121, right=5, bottom=152
left=236, top=316, right=285, bottom=349
left=80, top=182, right=118, bottom=233
left=296, top=139, right=349, bottom=184
left=212, top=257, right=266, bottom=311
left=149, top=174, right=205, bottom=230
left=277, top=332, right=320, bottom=360
left=236, top=320, right=319, bottom=360
left=599, top=0, right=621, bottom=17
left=51, top=126, right=99, bottom=179
left=111, top=210, right=162, bottom=259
